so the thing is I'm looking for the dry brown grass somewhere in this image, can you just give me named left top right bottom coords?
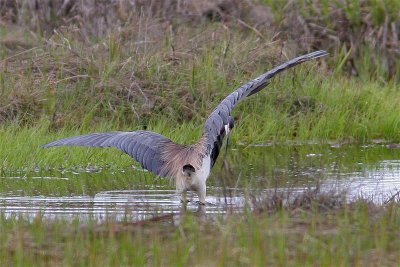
left=0, top=0, right=398, bottom=76
left=279, top=0, right=400, bottom=79
left=0, top=0, right=398, bottom=129
left=0, top=1, right=282, bottom=127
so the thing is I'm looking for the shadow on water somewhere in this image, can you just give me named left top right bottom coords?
left=0, top=143, right=400, bottom=221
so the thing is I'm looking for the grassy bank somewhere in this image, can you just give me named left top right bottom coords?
left=1, top=71, right=400, bottom=171
left=0, top=200, right=399, bottom=266
left=0, top=1, right=399, bottom=144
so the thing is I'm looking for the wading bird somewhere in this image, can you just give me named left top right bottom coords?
left=42, top=50, right=328, bottom=205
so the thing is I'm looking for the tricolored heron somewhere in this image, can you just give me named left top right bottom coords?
left=42, top=50, right=328, bottom=205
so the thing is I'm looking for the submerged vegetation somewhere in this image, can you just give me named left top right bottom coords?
left=0, top=0, right=400, bottom=266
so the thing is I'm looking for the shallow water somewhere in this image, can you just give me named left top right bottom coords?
left=0, top=144, right=399, bottom=221
left=0, top=188, right=245, bottom=221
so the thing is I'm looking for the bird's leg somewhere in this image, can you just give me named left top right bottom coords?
left=195, top=182, right=207, bottom=205
left=196, top=204, right=207, bottom=221
left=181, top=190, right=188, bottom=211
left=181, top=190, right=188, bottom=203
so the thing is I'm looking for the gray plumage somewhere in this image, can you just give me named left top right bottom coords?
left=42, top=50, right=328, bottom=204
left=42, top=131, right=172, bottom=176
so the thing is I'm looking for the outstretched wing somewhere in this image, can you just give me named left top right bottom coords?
left=42, top=130, right=174, bottom=177
left=204, top=50, right=328, bottom=165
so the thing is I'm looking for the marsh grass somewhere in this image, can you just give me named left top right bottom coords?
left=0, top=1, right=399, bottom=136
left=1, top=78, right=400, bottom=171
left=0, top=198, right=399, bottom=266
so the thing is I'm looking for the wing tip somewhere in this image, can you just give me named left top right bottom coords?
left=278, top=50, right=329, bottom=70
left=40, top=142, right=59, bottom=148
left=305, top=50, right=329, bottom=60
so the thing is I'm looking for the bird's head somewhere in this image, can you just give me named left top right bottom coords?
left=182, top=164, right=195, bottom=178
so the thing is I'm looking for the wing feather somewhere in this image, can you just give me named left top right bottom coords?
left=126, top=139, right=137, bottom=152
left=145, top=149, right=156, bottom=172
left=42, top=130, right=174, bottom=177
left=140, top=146, right=150, bottom=169
left=203, top=50, right=328, bottom=161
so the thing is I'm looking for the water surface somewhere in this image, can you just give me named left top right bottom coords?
left=1, top=144, right=399, bottom=221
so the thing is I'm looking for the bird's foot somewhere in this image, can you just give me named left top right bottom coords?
left=195, top=200, right=206, bottom=206
left=180, top=199, right=190, bottom=204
